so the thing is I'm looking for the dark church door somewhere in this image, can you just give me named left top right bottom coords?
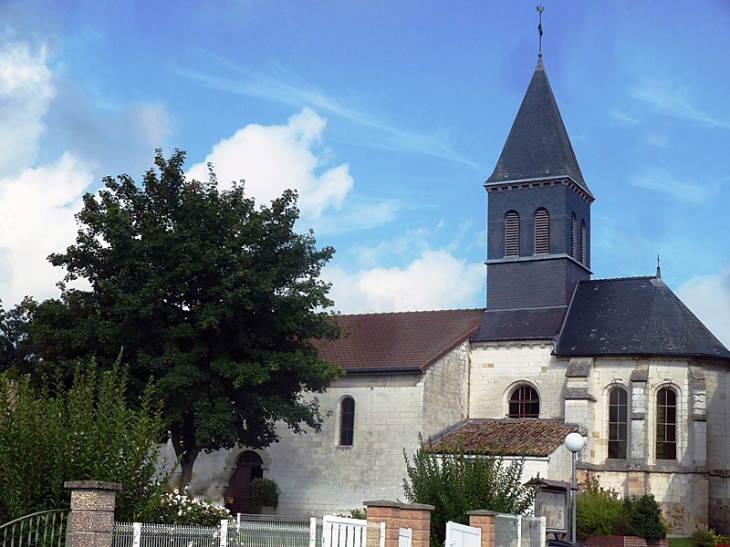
left=226, top=451, right=263, bottom=514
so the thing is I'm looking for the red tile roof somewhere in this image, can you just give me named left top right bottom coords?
left=317, top=309, right=485, bottom=373
left=427, top=419, right=578, bottom=457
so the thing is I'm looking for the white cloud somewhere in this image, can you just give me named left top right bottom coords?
left=676, top=268, right=730, bottom=350
left=176, top=60, right=480, bottom=169
left=0, top=153, right=94, bottom=305
left=631, top=166, right=713, bottom=204
left=324, top=250, right=484, bottom=314
left=630, top=74, right=728, bottom=128
left=0, top=41, right=54, bottom=178
left=187, top=108, right=354, bottom=221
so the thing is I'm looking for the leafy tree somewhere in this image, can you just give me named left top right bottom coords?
left=26, top=150, right=341, bottom=486
left=0, top=362, right=165, bottom=522
left=0, top=298, right=34, bottom=374
left=403, top=437, right=538, bottom=547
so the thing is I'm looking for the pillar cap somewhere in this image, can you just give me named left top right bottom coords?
left=467, top=510, right=499, bottom=516
left=64, top=480, right=122, bottom=491
left=364, top=500, right=434, bottom=511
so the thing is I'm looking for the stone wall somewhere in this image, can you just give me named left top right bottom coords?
left=184, top=346, right=471, bottom=516
left=469, top=342, right=564, bottom=419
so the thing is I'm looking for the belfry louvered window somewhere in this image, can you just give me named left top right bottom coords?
left=534, top=208, right=549, bottom=254
left=608, top=388, right=628, bottom=459
left=570, top=213, right=577, bottom=258
left=505, top=211, right=519, bottom=257
left=580, top=220, right=587, bottom=264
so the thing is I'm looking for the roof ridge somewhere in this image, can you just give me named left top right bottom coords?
left=333, top=308, right=485, bottom=318
left=584, top=275, right=656, bottom=283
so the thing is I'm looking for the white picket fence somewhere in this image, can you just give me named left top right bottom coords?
left=445, top=521, right=481, bottom=547
left=322, top=516, right=367, bottom=547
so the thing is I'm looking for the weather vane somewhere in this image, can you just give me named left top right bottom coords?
left=537, top=5, right=545, bottom=56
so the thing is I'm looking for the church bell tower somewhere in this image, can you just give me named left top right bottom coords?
left=485, top=56, right=593, bottom=315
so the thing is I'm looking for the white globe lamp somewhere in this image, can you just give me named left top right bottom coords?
left=565, top=432, right=584, bottom=544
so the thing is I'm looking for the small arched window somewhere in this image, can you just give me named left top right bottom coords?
left=340, top=397, right=355, bottom=446
left=580, top=220, right=587, bottom=264
left=570, top=213, right=577, bottom=258
left=508, top=385, right=539, bottom=418
left=505, top=211, right=520, bottom=257
left=534, top=208, right=549, bottom=254
left=608, top=388, right=628, bottom=459
left=656, top=388, right=677, bottom=460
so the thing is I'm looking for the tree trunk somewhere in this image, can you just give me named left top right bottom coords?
left=179, top=448, right=200, bottom=489
left=170, top=427, right=200, bottom=489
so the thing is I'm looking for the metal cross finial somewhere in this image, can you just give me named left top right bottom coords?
left=537, top=5, right=545, bottom=56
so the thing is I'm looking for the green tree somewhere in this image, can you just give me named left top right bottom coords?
left=0, top=362, right=165, bottom=522
left=25, top=150, right=341, bottom=487
left=0, top=298, right=34, bottom=374
left=403, top=438, right=538, bottom=547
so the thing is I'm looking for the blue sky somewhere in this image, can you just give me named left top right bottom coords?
left=1, top=0, right=729, bottom=346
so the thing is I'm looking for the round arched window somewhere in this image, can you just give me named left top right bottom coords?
left=508, top=385, right=539, bottom=418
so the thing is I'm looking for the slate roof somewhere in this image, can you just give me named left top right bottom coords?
left=556, top=276, right=730, bottom=361
left=472, top=306, right=567, bottom=342
left=317, top=309, right=485, bottom=373
left=427, top=419, right=578, bottom=457
left=486, top=57, right=590, bottom=195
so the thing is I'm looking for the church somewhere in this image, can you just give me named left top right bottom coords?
left=184, top=54, right=730, bottom=536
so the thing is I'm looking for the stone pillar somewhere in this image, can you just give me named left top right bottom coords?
left=630, top=364, right=649, bottom=462
left=65, top=480, right=122, bottom=547
left=468, top=511, right=497, bottom=547
left=365, top=500, right=434, bottom=547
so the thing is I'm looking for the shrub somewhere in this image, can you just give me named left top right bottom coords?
left=403, top=436, right=538, bottom=547
left=691, top=524, right=730, bottom=547
left=0, top=361, right=166, bottom=522
left=250, top=478, right=279, bottom=508
left=617, top=494, right=667, bottom=541
left=576, top=475, right=623, bottom=537
left=140, top=489, right=230, bottom=526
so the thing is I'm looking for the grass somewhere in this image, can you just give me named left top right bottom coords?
left=669, top=538, right=692, bottom=547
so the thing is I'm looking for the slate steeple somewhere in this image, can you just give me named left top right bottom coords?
left=486, top=57, right=591, bottom=195
left=482, top=56, right=593, bottom=324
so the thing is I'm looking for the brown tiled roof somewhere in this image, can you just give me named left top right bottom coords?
left=317, top=309, right=485, bottom=373
left=427, top=419, right=578, bottom=457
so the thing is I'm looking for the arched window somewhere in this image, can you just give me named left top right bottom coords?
left=580, top=220, right=587, bottom=264
left=570, top=213, right=577, bottom=258
left=340, top=397, right=355, bottom=446
left=608, top=388, right=628, bottom=459
left=505, top=211, right=520, bottom=257
left=656, top=388, right=677, bottom=460
left=534, top=208, right=549, bottom=254
left=508, top=385, right=539, bottom=418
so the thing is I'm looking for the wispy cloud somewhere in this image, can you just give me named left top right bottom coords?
left=174, top=53, right=480, bottom=170
left=630, top=74, right=729, bottom=128
left=630, top=166, right=714, bottom=204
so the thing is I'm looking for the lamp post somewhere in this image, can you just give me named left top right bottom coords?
left=564, top=432, right=585, bottom=544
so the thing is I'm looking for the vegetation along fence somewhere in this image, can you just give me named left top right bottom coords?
left=0, top=509, right=69, bottom=547
left=494, top=514, right=545, bottom=547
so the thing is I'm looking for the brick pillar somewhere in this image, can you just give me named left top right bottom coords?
left=468, top=510, right=497, bottom=547
left=65, top=480, right=122, bottom=547
left=365, top=500, right=434, bottom=547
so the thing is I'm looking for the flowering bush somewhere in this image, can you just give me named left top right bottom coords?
left=691, top=523, right=730, bottom=547
left=141, top=489, right=230, bottom=527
